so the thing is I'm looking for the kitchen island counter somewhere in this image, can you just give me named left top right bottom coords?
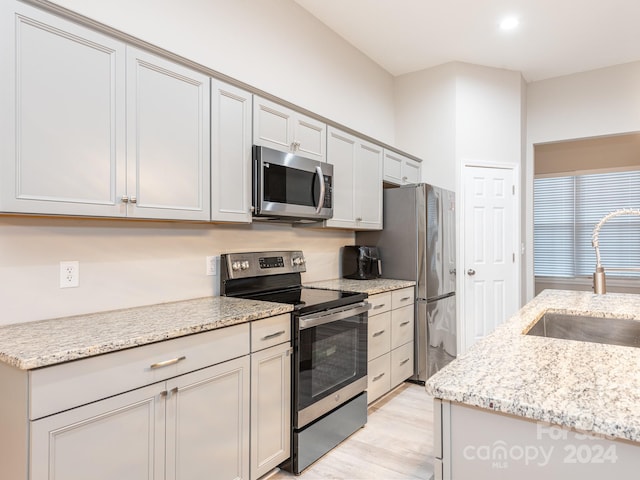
left=0, top=296, right=293, bottom=370
left=426, top=289, right=640, bottom=443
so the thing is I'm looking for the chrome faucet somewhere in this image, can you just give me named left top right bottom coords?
left=592, top=208, right=640, bottom=294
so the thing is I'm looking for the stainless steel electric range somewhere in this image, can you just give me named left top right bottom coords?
left=220, top=251, right=370, bottom=474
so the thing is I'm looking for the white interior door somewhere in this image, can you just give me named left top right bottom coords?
left=462, top=165, right=519, bottom=351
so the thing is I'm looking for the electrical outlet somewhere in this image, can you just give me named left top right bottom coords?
left=60, top=261, right=79, bottom=288
left=206, top=256, right=218, bottom=276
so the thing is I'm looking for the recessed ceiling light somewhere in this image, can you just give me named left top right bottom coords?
left=499, top=16, right=519, bottom=30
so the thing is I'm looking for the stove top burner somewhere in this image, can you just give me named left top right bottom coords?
left=239, top=286, right=366, bottom=315
left=220, top=251, right=367, bottom=315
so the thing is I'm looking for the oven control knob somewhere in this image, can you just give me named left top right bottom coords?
left=231, top=261, right=241, bottom=271
left=241, top=261, right=250, bottom=270
left=293, top=257, right=305, bottom=266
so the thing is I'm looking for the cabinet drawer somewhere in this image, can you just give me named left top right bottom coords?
left=391, top=304, right=414, bottom=349
left=391, top=342, right=414, bottom=388
left=368, top=311, right=391, bottom=361
left=251, top=314, right=291, bottom=352
left=367, top=353, right=391, bottom=404
left=29, top=323, right=250, bottom=420
left=368, top=292, right=392, bottom=315
left=391, top=287, right=415, bottom=309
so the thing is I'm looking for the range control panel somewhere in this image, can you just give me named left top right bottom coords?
left=221, top=250, right=306, bottom=279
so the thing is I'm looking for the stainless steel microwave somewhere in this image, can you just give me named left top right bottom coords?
left=252, top=145, right=334, bottom=223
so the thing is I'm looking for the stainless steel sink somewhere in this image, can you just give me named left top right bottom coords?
left=525, top=312, right=640, bottom=348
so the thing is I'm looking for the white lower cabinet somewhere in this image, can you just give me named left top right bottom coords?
left=367, top=287, right=416, bottom=403
left=31, top=382, right=165, bottom=480
left=30, top=356, right=250, bottom=480
left=0, top=316, right=290, bottom=480
left=250, top=314, right=292, bottom=480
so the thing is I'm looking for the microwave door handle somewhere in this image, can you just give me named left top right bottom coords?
left=314, top=165, right=326, bottom=214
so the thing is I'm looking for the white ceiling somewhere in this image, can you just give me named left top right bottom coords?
left=293, top=0, right=640, bottom=82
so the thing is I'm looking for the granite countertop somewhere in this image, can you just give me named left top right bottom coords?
left=0, top=297, right=293, bottom=370
left=305, top=278, right=415, bottom=295
left=426, top=289, right=640, bottom=443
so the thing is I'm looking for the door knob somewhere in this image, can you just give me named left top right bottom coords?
left=467, top=269, right=476, bottom=276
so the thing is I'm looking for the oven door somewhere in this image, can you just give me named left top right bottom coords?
left=294, top=301, right=369, bottom=429
left=253, top=145, right=333, bottom=220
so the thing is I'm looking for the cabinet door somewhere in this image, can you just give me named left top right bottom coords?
left=391, top=304, right=414, bottom=349
left=368, top=311, right=391, bottom=361
left=211, top=79, right=252, bottom=222
left=293, top=111, right=326, bottom=162
left=404, top=158, right=422, bottom=184
left=250, top=342, right=292, bottom=480
left=126, top=46, right=210, bottom=220
left=253, top=96, right=326, bottom=161
left=383, top=150, right=404, bottom=185
left=391, top=341, right=414, bottom=388
left=253, top=96, right=295, bottom=153
left=165, top=356, right=250, bottom=480
left=0, top=1, right=126, bottom=216
left=30, top=382, right=165, bottom=480
left=325, top=127, right=357, bottom=228
left=354, top=140, right=383, bottom=230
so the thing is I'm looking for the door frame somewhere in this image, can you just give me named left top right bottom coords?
left=458, top=161, right=522, bottom=354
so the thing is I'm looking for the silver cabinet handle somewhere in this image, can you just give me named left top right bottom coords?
left=150, top=356, right=186, bottom=369
left=130, top=195, right=137, bottom=204
left=314, top=165, right=326, bottom=214
left=373, top=372, right=385, bottom=382
left=400, top=321, right=410, bottom=327
left=122, top=195, right=129, bottom=203
left=262, top=330, right=286, bottom=340
left=467, top=269, right=476, bottom=276
left=400, top=296, right=411, bottom=301
left=400, top=358, right=411, bottom=366
left=372, top=329, right=385, bottom=337
left=373, top=304, right=386, bottom=310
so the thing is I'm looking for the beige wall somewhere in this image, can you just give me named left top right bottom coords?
left=535, top=133, right=640, bottom=175
left=0, top=217, right=352, bottom=325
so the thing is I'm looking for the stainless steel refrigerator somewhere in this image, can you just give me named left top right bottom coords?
left=357, top=183, right=457, bottom=383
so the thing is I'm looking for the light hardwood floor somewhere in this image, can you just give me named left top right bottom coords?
left=268, top=383, right=435, bottom=480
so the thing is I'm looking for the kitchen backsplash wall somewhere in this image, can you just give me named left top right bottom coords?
left=0, top=217, right=352, bottom=325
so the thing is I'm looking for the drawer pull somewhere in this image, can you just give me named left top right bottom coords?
left=150, top=356, right=186, bottom=369
left=373, top=304, right=386, bottom=310
left=262, top=330, right=286, bottom=340
left=373, top=372, right=385, bottom=382
left=400, top=296, right=412, bottom=302
left=400, top=358, right=411, bottom=366
left=372, top=329, right=386, bottom=337
left=400, top=321, right=410, bottom=327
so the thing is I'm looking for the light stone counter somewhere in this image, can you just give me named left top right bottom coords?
left=426, top=289, right=640, bottom=443
left=0, top=296, right=293, bottom=370
left=305, top=278, right=415, bottom=295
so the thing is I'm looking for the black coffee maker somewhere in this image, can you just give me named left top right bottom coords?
left=342, top=245, right=382, bottom=280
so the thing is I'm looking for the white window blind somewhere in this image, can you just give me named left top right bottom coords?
left=534, top=171, right=640, bottom=278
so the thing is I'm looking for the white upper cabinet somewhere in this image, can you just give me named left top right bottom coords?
left=126, top=47, right=210, bottom=221
left=383, top=149, right=422, bottom=186
left=211, top=79, right=252, bottom=223
left=325, top=127, right=383, bottom=230
left=0, top=2, right=210, bottom=220
left=0, top=1, right=126, bottom=216
left=253, top=96, right=326, bottom=161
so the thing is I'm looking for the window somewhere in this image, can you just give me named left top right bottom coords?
left=534, top=170, right=640, bottom=278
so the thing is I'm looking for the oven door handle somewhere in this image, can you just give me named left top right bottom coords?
left=299, top=301, right=371, bottom=330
